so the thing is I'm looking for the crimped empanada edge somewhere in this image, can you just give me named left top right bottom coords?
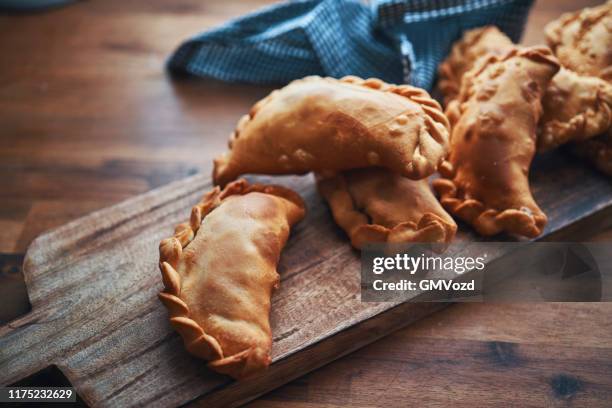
left=158, top=179, right=305, bottom=379
left=432, top=163, right=547, bottom=238
left=317, top=173, right=457, bottom=250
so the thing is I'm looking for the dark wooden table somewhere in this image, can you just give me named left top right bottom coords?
left=1, top=0, right=611, bottom=406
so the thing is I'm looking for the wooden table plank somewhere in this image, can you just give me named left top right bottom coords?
left=250, top=334, right=612, bottom=408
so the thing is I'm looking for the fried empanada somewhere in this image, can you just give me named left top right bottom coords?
left=545, top=1, right=612, bottom=81
left=539, top=68, right=612, bottom=151
left=572, top=132, right=612, bottom=176
left=317, top=168, right=457, bottom=249
left=158, top=179, right=305, bottom=380
left=213, top=76, right=450, bottom=186
left=433, top=47, right=560, bottom=238
left=438, top=26, right=514, bottom=106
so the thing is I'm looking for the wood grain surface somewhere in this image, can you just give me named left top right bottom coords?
left=0, top=0, right=611, bottom=407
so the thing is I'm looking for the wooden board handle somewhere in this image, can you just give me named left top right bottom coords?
left=0, top=248, right=67, bottom=386
left=0, top=310, right=60, bottom=385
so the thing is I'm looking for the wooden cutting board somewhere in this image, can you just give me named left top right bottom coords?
left=0, top=151, right=611, bottom=408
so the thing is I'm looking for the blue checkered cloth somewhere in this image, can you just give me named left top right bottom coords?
left=168, top=0, right=533, bottom=90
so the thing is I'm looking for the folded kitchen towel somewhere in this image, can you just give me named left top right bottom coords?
left=168, top=0, right=534, bottom=90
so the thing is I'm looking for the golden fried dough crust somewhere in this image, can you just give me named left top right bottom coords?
left=438, top=26, right=514, bottom=106
left=213, top=76, right=450, bottom=186
left=317, top=168, right=457, bottom=249
left=539, top=68, right=612, bottom=151
left=158, top=180, right=305, bottom=380
left=545, top=1, right=612, bottom=80
left=433, top=47, right=559, bottom=238
left=572, top=132, right=612, bottom=176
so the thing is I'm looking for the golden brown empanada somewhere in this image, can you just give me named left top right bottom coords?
left=438, top=23, right=611, bottom=151
left=213, top=76, right=450, bottom=186
left=545, top=1, right=612, bottom=81
left=438, top=26, right=514, bottom=106
left=433, top=47, right=560, bottom=238
left=539, top=68, right=612, bottom=151
left=317, top=168, right=457, bottom=249
left=158, top=179, right=305, bottom=380
left=572, top=132, right=612, bottom=176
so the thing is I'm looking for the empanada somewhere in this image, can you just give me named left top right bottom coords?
left=572, top=132, right=612, bottom=176
left=317, top=168, right=457, bottom=249
left=545, top=1, right=612, bottom=81
left=433, top=47, right=560, bottom=238
left=158, top=179, right=305, bottom=379
left=438, top=26, right=514, bottom=106
left=539, top=68, right=612, bottom=151
left=213, top=76, right=450, bottom=186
